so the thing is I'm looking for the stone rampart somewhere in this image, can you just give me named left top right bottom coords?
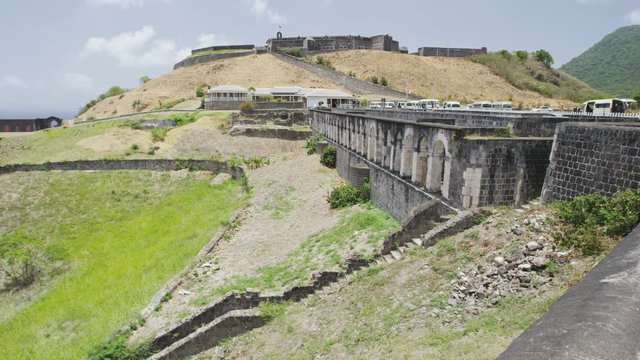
left=0, top=159, right=244, bottom=179
left=541, top=122, right=640, bottom=202
left=173, top=51, right=254, bottom=69
left=191, top=45, right=254, bottom=55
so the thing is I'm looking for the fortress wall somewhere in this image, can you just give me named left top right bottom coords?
left=541, top=122, right=640, bottom=202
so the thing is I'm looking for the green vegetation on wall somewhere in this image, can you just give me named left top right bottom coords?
left=562, top=25, right=640, bottom=98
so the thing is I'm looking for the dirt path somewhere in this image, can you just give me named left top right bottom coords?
left=131, top=147, right=345, bottom=342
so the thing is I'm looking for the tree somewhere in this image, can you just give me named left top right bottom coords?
left=534, top=49, right=554, bottom=68
left=515, top=50, right=529, bottom=61
left=139, top=75, right=151, bottom=84
left=633, top=90, right=640, bottom=104
left=498, top=49, right=512, bottom=60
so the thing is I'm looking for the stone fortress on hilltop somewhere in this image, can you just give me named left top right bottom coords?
left=265, top=32, right=401, bottom=53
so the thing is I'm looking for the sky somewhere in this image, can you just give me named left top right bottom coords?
left=1, top=0, right=639, bottom=118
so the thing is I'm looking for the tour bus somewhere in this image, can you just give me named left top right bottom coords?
left=579, top=99, right=626, bottom=115
left=492, top=102, right=513, bottom=110
left=417, top=99, right=441, bottom=109
left=369, top=101, right=382, bottom=109
left=443, top=101, right=461, bottom=109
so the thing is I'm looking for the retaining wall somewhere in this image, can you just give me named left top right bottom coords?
left=0, top=159, right=244, bottom=179
left=541, top=122, right=640, bottom=202
left=174, top=51, right=254, bottom=69
left=205, top=100, right=305, bottom=111
left=270, top=52, right=417, bottom=99
left=228, top=126, right=311, bottom=140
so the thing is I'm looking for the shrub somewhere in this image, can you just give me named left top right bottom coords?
left=348, top=71, right=357, bottom=78
left=327, top=181, right=371, bottom=209
left=77, top=85, right=128, bottom=116
left=498, top=49, right=512, bottom=60
left=304, top=134, right=325, bottom=155
left=151, top=128, right=169, bottom=142
left=515, top=50, right=529, bottom=61
left=157, top=98, right=185, bottom=110
left=370, top=76, right=379, bottom=85
left=492, top=127, right=513, bottom=138
left=0, top=232, right=49, bottom=289
left=130, top=144, right=139, bottom=151
left=169, top=112, right=199, bottom=126
left=360, top=97, right=368, bottom=107
left=87, top=331, right=151, bottom=360
left=244, top=156, right=270, bottom=170
left=240, top=101, right=256, bottom=114
left=196, top=85, right=206, bottom=98
left=315, top=56, right=326, bottom=66
left=380, top=77, right=389, bottom=87
left=320, top=146, right=336, bottom=168
left=139, top=75, right=151, bottom=84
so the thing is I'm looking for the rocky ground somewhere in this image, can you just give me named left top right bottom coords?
left=203, top=205, right=603, bottom=360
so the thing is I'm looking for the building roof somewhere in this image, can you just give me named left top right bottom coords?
left=252, top=88, right=273, bottom=96
left=304, top=89, right=353, bottom=99
left=271, top=86, right=302, bottom=95
left=208, top=85, right=248, bottom=93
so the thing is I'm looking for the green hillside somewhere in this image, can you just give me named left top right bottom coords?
left=562, top=25, right=640, bottom=98
left=470, top=53, right=607, bottom=103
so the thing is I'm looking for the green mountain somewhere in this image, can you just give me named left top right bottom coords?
left=562, top=25, right=640, bottom=98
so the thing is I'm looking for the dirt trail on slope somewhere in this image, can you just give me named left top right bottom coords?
left=131, top=148, right=345, bottom=341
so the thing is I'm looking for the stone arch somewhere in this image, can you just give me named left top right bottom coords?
left=412, top=135, right=429, bottom=187
left=400, top=126, right=414, bottom=178
left=392, top=128, right=403, bottom=172
left=367, top=121, right=376, bottom=160
left=426, top=133, right=451, bottom=198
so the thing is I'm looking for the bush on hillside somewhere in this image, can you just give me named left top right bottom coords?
left=380, top=77, right=389, bottom=87
left=327, top=181, right=371, bottom=209
left=554, top=189, right=640, bottom=255
left=0, top=232, right=50, bottom=289
left=320, top=146, right=336, bottom=168
left=498, top=49, right=512, bottom=60
left=240, top=101, right=256, bottom=114
left=534, top=49, right=554, bottom=68
left=515, top=50, right=529, bottom=61
left=370, top=76, right=379, bottom=85
left=139, top=75, right=151, bottom=84
left=77, top=85, right=128, bottom=116
left=196, top=84, right=207, bottom=98
left=169, top=112, right=199, bottom=126
left=305, top=134, right=325, bottom=155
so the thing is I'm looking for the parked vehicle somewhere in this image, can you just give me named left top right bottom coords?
left=532, top=106, right=554, bottom=113
left=384, top=101, right=396, bottom=109
left=579, top=99, right=626, bottom=115
left=417, top=99, right=441, bottom=109
left=444, top=101, right=461, bottom=109
left=398, top=101, right=419, bottom=110
left=492, top=101, right=513, bottom=110
left=369, top=101, right=382, bottom=109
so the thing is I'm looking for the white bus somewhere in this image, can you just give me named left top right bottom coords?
left=417, top=99, right=441, bottom=109
left=580, top=99, right=626, bottom=115
left=492, top=102, right=513, bottom=110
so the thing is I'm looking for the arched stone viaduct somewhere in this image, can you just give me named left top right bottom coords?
left=310, top=110, right=553, bottom=219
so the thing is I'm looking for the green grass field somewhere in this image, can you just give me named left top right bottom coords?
left=0, top=121, right=127, bottom=165
left=0, top=171, right=246, bottom=359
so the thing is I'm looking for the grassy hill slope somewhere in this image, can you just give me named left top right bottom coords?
left=562, top=25, right=640, bottom=98
left=471, top=53, right=608, bottom=103
left=78, top=54, right=350, bottom=121
left=319, top=50, right=586, bottom=108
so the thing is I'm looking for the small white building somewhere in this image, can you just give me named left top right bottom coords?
left=207, top=85, right=249, bottom=102
left=301, top=88, right=354, bottom=108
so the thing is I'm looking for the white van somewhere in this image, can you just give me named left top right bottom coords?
left=418, top=99, right=441, bottom=109
left=369, top=101, right=382, bottom=109
left=492, top=102, right=513, bottom=110
left=581, top=99, right=626, bottom=115
left=384, top=101, right=396, bottom=109
left=444, top=101, right=461, bottom=109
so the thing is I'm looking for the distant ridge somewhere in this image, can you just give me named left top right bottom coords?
left=562, top=25, right=640, bottom=98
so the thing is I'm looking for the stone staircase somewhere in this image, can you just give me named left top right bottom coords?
left=145, top=208, right=481, bottom=359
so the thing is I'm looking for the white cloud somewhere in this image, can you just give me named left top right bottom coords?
left=0, top=75, right=29, bottom=89
left=62, top=73, right=94, bottom=90
left=626, top=8, right=640, bottom=24
left=244, top=0, right=287, bottom=24
left=196, top=33, right=233, bottom=49
left=81, top=26, right=190, bottom=67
